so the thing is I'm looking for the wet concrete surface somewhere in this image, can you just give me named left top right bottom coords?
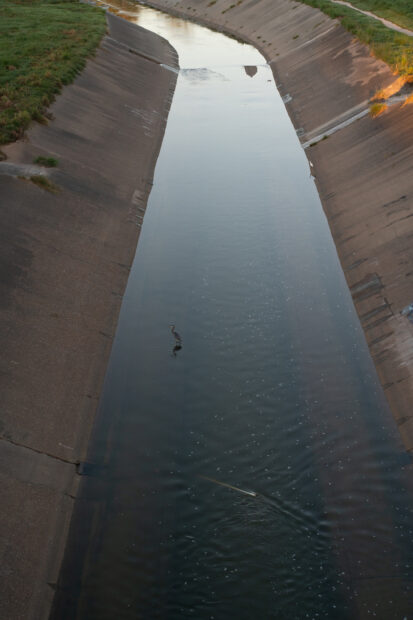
left=0, top=13, right=177, bottom=620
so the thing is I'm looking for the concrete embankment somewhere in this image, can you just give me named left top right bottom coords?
left=0, top=14, right=177, bottom=620
left=143, top=0, right=413, bottom=453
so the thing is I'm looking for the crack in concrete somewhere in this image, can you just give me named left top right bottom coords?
left=105, top=34, right=178, bottom=72
left=269, top=24, right=337, bottom=62
left=0, top=434, right=78, bottom=467
left=105, top=35, right=163, bottom=65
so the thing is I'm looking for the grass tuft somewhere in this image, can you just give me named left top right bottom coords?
left=34, top=156, right=58, bottom=167
left=370, top=102, right=388, bottom=117
left=30, top=175, right=59, bottom=193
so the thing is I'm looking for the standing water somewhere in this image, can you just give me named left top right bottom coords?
left=53, top=3, right=413, bottom=618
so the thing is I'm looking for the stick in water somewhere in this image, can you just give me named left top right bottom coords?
left=199, top=475, right=257, bottom=498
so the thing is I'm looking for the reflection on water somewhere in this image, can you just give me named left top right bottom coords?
left=244, top=65, right=257, bottom=78
left=181, top=68, right=229, bottom=83
left=170, top=324, right=182, bottom=357
left=53, top=3, right=413, bottom=619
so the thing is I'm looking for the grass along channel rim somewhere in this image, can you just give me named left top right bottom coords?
left=339, top=0, right=413, bottom=32
left=296, top=0, right=413, bottom=78
left=0, top=0, right=106, bottom=146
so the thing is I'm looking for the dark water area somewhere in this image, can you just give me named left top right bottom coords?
left=52, top=5, right=413, bottom=619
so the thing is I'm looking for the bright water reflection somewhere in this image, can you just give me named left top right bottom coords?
left=54, top=4, right=413, bottom=619
left=109, top=0, right=263, bottom=67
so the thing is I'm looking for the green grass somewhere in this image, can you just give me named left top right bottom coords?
left=369, top=101, right=387, bottom=116
left=295, top=0, right=413, bottom=78
left=0, top=0, right=106, bottom=145
left=30, top=174, right=59, bottom=192
left=34, top=155, right=58, bottom=167
left=345, top=0, right=413, bottom=31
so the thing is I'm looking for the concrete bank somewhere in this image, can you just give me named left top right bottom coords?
left=0, top=13, right=177, bottom=620
left=142, top=0, right=413, bottom=453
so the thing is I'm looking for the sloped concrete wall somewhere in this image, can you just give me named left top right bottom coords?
left=0, top=14, right=178, bottom=620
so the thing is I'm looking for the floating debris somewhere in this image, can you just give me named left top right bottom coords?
left=199, top=475, right=257, bottom=498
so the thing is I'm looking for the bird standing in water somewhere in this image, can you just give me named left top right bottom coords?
left=170, top=324, right=182, bottom=357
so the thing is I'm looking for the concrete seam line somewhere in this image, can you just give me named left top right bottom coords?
left=0, top=434, right=78, bottom=467
left=105, top=35, right=178, bottom=71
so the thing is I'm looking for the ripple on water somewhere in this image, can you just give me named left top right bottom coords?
left=52, top=3, right=413, bottom=619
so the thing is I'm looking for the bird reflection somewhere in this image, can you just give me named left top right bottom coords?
left=170, top=324, right=182, bottom=357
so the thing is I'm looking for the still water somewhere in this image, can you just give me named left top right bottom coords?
left=53, top=3, right=413, bottom=618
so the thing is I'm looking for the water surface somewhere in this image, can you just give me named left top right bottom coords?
left=53, top=4, right=413, bottom=618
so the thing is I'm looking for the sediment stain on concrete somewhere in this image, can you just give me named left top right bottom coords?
left=0, top=14, right=178, bottom=620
